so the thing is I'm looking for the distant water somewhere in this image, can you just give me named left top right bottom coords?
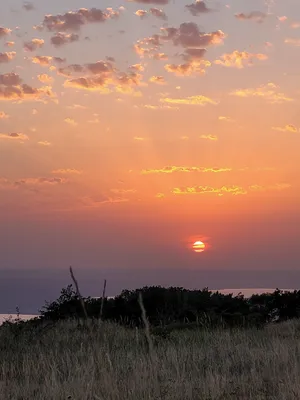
left=0, top=314, right=37, bottom=325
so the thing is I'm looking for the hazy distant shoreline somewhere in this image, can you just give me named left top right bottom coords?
left=0, top=288, right=294, bottom=325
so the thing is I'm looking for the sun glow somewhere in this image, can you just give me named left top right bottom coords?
left=193, top=240, right=206, bottom=253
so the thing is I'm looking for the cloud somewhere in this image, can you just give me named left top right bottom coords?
left=0, top=83, right=55, bottom=102
left=185, top=1, right=212, bottom=16
left=24, top=38, right=44, bottom=52
left=215, top=51, right=268, bottom=68
left=37, top=74, right=53, bottom=83
left=149, top=75, right=166, bottom=84
left=0, top=132, right=29, bottom=141
left=0, top=52, right=16, bottom=63
left=290, top=22, right=300, bottom=29
left=64, top=118, right=78, bottom=126
left=165, top=59, right=211, bottom=76
left=284, top=38, right=300, bottom=46
left=38, top=141, right=52, bottom=146
left=230, top=83, right=294, bottom=104
left=160, top=94, right=217, bottom=106
left=0, top=27, right=11, bottom=38
left=218, top=116, right=235, bottom=122
left=172, top=185, right=246, bottom=196
left=13, top=177, right=67, bottom=186
left=50, top=32, right=79, bottom=47
left=149, top=8, right=167, bottom=20
left=63, top=61, right=144, bottom=96
left=0, top=111, right=9, bottom=119
left=141, top=166, right=231, bottom=174
left=161, top=23, right=226, bottom=48
left=32, top=56, right=54, bottom=66
left=272, top=124, right=298, bottom=133
left=249, top=183, right=291, bottom=192
left=23, top=2, right=34, bottom=11
left=52, top=168, right=82, bottom=174
left=200, top=134, right=218, bottom=141
left=0, top=72, right=22, bottom=86
left=135, top=8, right=167, bottom=19
left=128, top=0, right=169, bottom=4
left=135, top=10, right=148, bottom=18
left=172, top=183, right=290, bottom=196
left=235, top=11, right=267, bottom=23
left=5, top=41, right=15, bottom=47
left=41, top=8, right=120, bottom=32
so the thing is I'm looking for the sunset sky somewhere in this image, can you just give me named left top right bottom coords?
left=1, top=0, right=300, bottom=312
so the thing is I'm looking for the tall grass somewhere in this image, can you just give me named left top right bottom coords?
left=1, top=319, right=300, bottom=399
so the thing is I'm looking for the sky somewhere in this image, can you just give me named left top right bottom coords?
left=0, top=0, right=300, bottom=313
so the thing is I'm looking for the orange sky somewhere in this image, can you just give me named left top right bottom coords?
left=0, top=0, right=300, bottom=285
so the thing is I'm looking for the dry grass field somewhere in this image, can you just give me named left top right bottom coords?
left=1, top=319, right=300, bottom=400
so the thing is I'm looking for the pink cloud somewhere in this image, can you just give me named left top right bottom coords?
left=50, top=32, right=79, bottom=47
left=24, top=38, right=44, bottom=52
left=235, top=11, right=267, bottom=23
left=41, top=8, right=120, bottom=32
left=0, top=52, right=16, bottom=63
left=185, top=1, right=212, bottom=16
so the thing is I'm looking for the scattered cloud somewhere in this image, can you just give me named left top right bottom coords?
left=32, top=56, right=54, bottom=66
left=0, top=27, right=11, bottom=38
left=272, top=124, right=298, bottom=133
left=37, top=74, right=53, bottom=83
left=5, top=41, right=15, bottom=47
left=0, top=52, right=16, bottom=63
left=0, top=132, right=29, bottom=141
left=23, top=2, right=34, bottom=11
left=0, top=111, right=9, bottom=119
left=284, top=38, right=300, bottom=46
left=230, top=83, right=294, bottom=104
left=24, top=38, right=44, bottom=52
left=50, top=32, right=79, bottom=47
left=149, top=75, right=166, bottom=84
left=171, top=183, right=291, bottom=196
left=160, top=94, right=217, bottom=106
left=40, top=8, right=120, bottom=32
left=13, top=177, right=67, bottom=186
left=215, top=51, right=268, bottom=68
left=290, top=22, right=300, bottom=29
left=52, top=168, right=82, bottom=174
left=64, top=118, right=78, bottom=126
left=128, top=0, right=169, bottom=4
left=218, top=116, right=235, bottom=122
left=0, top=81, right=55, bottom=102
left=235, top=11, right=267, bottom=23
left=185, top=1, right=212, bottom=16
left=0, top=73, right=22, bottom=86
left=165, top=59, right=211, bottom=76
left=141, top=166, right=232, bottom=174
left=149, top=8, right=167, bottom=19
left=200, top=134, right=218, bottom=141
left=172, top=185, right=246, bottom=196
left=135, top=8, right=167, bottom=19
left=38, top=141, right=52, bottom=146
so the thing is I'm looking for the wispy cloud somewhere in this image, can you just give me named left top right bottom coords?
left=235, top=11, right=267, bottom=23
left=160, top=95, right=217, bottom=106
left=0, top=132, right=29, bottom=141
left=141, top=166, right=232, bottom=174
left=215, top=51, right=268, bottom=68
left=230, top=83, right=293, bottom=104
left=272, top=124, right=298, bottom=133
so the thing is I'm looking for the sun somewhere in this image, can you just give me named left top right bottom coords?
left=193, top=240, right=206, bottom=253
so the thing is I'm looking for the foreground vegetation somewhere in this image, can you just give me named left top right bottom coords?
left=3, top=283, right=300, bottom=399
left=2, top=318, right=300, bottom=399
